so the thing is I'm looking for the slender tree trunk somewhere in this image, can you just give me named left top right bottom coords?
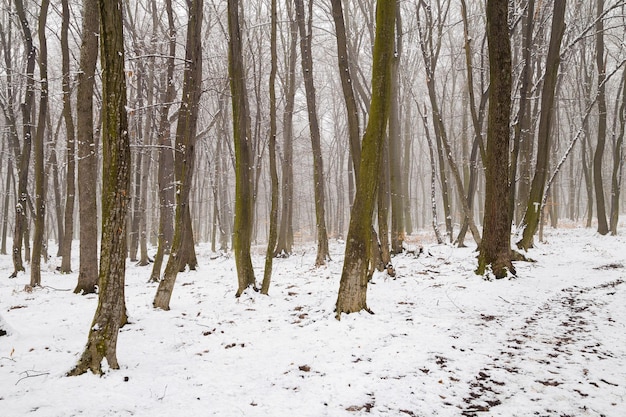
left=154, top=0, right=203, bottom=309
left=30, top=0, right=50, bottom=288
left=275, top=11, right=297, bottom=257
left=74, top=0, right=100, bottom=294
left=261, top=0, right=279, bottom=295
left=477, top=0, right=514, bottom=279
left=68, top=0, right=130, bottom=375
left=11, top=0, right=37, bottom=278
left=518, top=0, right=566, bottom=250
left=294, top=0, right=330, bottom=266
left=59, top=0, right=76, bottom=273
left=610, top=70, right=625, bottom=235
left=336, top=0, right=395, bottom=318
left=378, top=134, right=391, bottom=267
left=227, top=0, right=257, bottom=296
left=149, top=0, right=176, bottom=282
left=593, top=0, right=609, bottom=235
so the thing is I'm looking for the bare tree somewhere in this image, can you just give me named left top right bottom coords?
left=69, top=0, right=131, bottom=375
left=336, top=0, right=395, bottom=318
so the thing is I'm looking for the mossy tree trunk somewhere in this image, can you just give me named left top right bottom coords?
left=74, top=0, right=100, bottom=294
left=228, top=0, right=257, bottom=296
left=30, top=0, right=50, bottom=288
left=153, top=0, right=203, bottom=310
left=610, top=69, right=625, bottom=235
left=68, top=0, right=130, bottom=375
left=335, top=0, right=395, bottom=319
left=517, top=0, right=566, bottom=250
left=476, top=0, right=514, bottom=279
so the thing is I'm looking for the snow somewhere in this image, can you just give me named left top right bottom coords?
left=1, top=225, right=625, bottom=416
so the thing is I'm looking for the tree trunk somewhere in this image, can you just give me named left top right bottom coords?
left=68, top=0, right=130, bottom=375
left=518, top=0, right=566, bottom=250
left=275, top=10, right=297, bottom=257
left=477, top=0, right=514, bottom=279
left=336, top=0, right=395, bottom=318
left=228, top=0, right=257, bottom=296
left=74, top=0, right=100, bottom=294
left=294, top=0, right=330, bottom=266
left=154, top=0, right=203, bottom=309
left=149, top=0, right=176, bottom=283
left=593, top=0, right=609, bottom=235
left=11, top=0, right=37, bottom=278
left=261, top=0, right=279, bottom=295
left=30, top=0, right=50, bottom=288
left=610, top=69, right=625, bottom=235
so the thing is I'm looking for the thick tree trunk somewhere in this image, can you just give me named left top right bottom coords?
left=336, top=0, right=395, bottom=318
left=68, top=0, right=130, bottom=375
left=477, top=0, right=514, bottom=279
left=154, top=0, right=203, bottom=309
left=74, top=0, right=100, bottom=294
left=59, top=0, right=76, bottom=274
left=294, top=0, right=330, bottom=266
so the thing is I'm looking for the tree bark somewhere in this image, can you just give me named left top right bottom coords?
left=154, top=0, right=203, bottom=309
left=610, top=68, right=625, bottom=235
left=477, top=0, right=514, bottom=279
left=74, top=0, right=100, bottom=294
left=336, top=0, right=395, bottom=318
left=294, top=0, right=330, bottom=266
left=69, top=0, right=130, bottom=375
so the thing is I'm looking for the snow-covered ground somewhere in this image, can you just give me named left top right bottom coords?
left=1, top=224, right=625, bottom=417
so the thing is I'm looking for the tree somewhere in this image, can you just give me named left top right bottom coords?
left=294, top=0, right=330, bottom=266
left=30, top=0, right=50, bottom=288
left=335, top=0, right=396, bottom=318
left=153, top=0, right=204, bottom=310
left=476, top=0, right=514, bottom=279
left=68, top=0, right=130, bottom=375
left=260, top=0, right=279, bottom=295
left=59, top=0, right=76, bottom=274
left=228, top=0, right=257, bottom=296
left=593, top=0, right=609, bottom=235
left=517, top=0, right=567, bottom=251
left=74, top=0, right=100, bottom=294
left=10, top=0, right=37, bottom=278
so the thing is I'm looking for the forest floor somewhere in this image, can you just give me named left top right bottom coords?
left=1, top=223, right=625, bottom=416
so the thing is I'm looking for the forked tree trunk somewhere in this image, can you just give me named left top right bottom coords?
left=294, top=0, right=330, bottom=266
left=477, top=0, right=514, bottom=279
left=227, top=0, right=256, bottom=297
left=336, top=0, right=395, bottom=318
left=68, top=0, right=130, bottom=375
left=74, top=0, right=100, bottom=294
left=153, top=0, right=203, bottom=309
